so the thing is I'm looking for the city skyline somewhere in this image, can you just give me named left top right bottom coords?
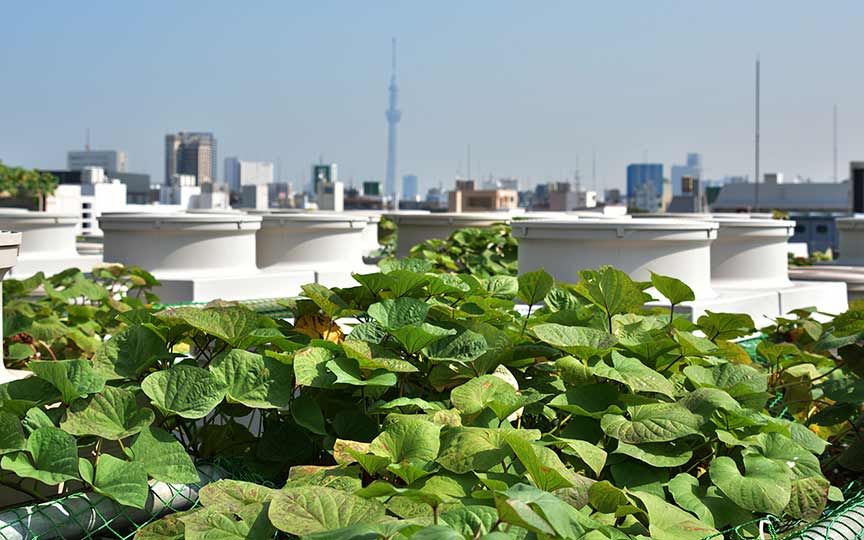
left=2, top=1, right=863, bottom=194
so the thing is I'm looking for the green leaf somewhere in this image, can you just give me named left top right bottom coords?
left=752, top=433, right=821, bottom=479
left=440, top=505, right=501, bottom=537
left=484, top=275, right=519, bottom=299
left=786, top=476, right=830, bottom=521
left=0, top=411, right=26, bottom=454
left=696, top=311, right=755, bottom=341
left=650, top=272, right=695, bottom=305
left=130, top=426, right=200, bottom=483
left=342, top=340, right=420, bottom=373
left=613, top=440, right=693, bottom=467
left=133, top=510, right=187, bottom=540
left=424, top=329, right=488, bottom=363
left=505, top=433, right=583, bottom=492
left=367, top=298, right=429, bottom=330
left=61, top=385, right=154, bottom=440
left=517, top=269, right=554, bottom=306
left=601, top=403, right=702, bottom=443
left=610, top=459, right=667, bottom=497
left=593, top=352, right=676, bottom=397
left=709, top=455, right=791, bottom=515
left=370, top=416, right=442, bottom=464
left=831, top=309, right=864, bottom=337
left=493, top=483, right=589, bottom=539
left=531, top=324, right=617, bottom=361
left=210, top=349, right=293, bottom=408
left=576, top=266, right=650, bottom=321
left=29, top=359, right=105, bottom=404
left=630, top=490, right=719, bottom=540
left=684, top=363, right=767, bottom=398
left=587, top=480, right=631, bottom=513
left=161, top=306, right=264, bottom=347
left=182, top=504, right=275, bottom=540
left=555, top=356, right=594, bottom=386
left=450, top=375, right=517, bottom=417
left=437, top=427, right=515, bottom=474
left=141, top=365, right=227, bottom=419
left=302, top=283, right=353, bottom=318
left=553, top=438, right=607, bottom=477
left=0, top=377, right=59, bottom=415
left=548, top=384, right=623, bottom=418
left=92, top=325, right=168, bottom=380
left=294, top=347, right=337, bottom=388
left=292, top=394, right=327, bottom=436
left=199, top=479, right=275, bottom=512
left=667, top=473, right=752, bottom=529
left=92, top=454, right=149, bottom=509
left=326, top=357, right=398, bottom=387
left=389, top=324, right=456, bottom=355
left=386, top=270, right=430, bottom=297
left=1, top=426, right=79, bottom=484
left=268, top=486, right=386, bottom=535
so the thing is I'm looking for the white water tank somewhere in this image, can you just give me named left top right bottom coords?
left=512, top=218, right=719, bottom=299
left=255, top=212, right=369, bottom=270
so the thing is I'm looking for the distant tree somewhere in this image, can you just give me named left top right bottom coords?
left=0, top=161, right=58, bottom=210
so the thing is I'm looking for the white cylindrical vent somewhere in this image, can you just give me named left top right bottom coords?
left=512, top=218, right=719, bottom=299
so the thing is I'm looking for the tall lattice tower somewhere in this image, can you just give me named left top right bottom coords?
left=384, top=38, right=401, bottom=200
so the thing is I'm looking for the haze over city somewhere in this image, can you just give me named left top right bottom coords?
left=2, top=1, right=862, bottom=192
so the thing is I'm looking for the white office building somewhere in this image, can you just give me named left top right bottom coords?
left=67, top=150, right=128, bottom=173
left=46, top=167, right=127, bottom=236
left=224, top=158, right=275, bottom=192
left=402, top=174, right=419, bottom=201
left=671, top=153, right=702, bottom=196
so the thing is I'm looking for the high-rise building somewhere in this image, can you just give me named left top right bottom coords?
left=851, top=162, right=864, bottom=213
left=312, top=164, right=338, bottom=194
left=165, top=132, right=217, bottom=185
left=68, top=150, right=128, bottom=173
left=626, top=163, right=664, bottom=210
left=402, top=174, right=418, bottom=200
left=224, top=158, right=274, bottom=192
left=384, top=39, right=401, bottom=199
left=670, top=153, right=702, bottom=196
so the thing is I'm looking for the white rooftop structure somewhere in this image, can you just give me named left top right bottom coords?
left=711, top=182, right=851, bottom=212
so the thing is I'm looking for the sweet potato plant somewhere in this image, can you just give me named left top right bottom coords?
left=0, top=262, right=860, bottom=540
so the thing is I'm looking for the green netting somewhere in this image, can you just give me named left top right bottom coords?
left=0, top=463, right=232, bottom=540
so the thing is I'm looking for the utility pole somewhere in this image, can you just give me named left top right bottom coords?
left=754, top=58, right=761, bottom=210
left=833, top=104, right=838, bottom=182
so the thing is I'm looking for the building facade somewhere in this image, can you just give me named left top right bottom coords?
left=402, top=174, right=418, bottom=200
left=670, top=153, right=701, bottom=196
left=448, top=180, right=517, bottom=213
left=165, top=132, right=217, bottom=185
left=67, top=150, right=128, bottom=173
left=626, top=164, right=664, bottom=211
left=224, top=158, right=274, bottom=192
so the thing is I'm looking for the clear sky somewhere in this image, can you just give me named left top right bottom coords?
left=1, top=1, right=861, bottom=193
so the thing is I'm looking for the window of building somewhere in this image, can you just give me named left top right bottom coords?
left=816, top=225, right=829, bottom=234
left=795, top=225, right=806, bottom=234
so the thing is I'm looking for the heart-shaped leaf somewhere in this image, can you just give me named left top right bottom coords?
left=61, top=385, right=154, bottom=440
left=370, top=416, right=442, bottom=464
left=650, top=272, right=695, bottom=305
left=268, top=486, right=386, bottom=535
left=1, top=426, right=79, bottom=484
left=593, top=352, right=675, bottom=397
left=709, top=455, right=791, bottom=515
left=210, top=349, right=293, bottom=408
left=92, top=454, right=149, bottom=509
left=367, top=298, right=429, bottom=330
left=531, top=324, right=616, bottom=361
left=29, top=359, right=105, bottom=404
left=601, top=403, right=702, bottom=443
left=130, top=426, right=199, bottom=483
left=141, top=365, right=227, bottom=419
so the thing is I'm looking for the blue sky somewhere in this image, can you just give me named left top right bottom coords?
left=1, top=1, right=861, bottom=193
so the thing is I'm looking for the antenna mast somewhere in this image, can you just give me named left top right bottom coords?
left=833, top=104, right=838, bottom=182
left=754, top=57, right=761, bottom=210
left=86, top=128, right=91, bottom=152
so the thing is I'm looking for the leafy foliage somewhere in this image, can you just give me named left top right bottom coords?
left=0, top=263, right=859, bottom=540
left=407, top=224, right=517, bottom=278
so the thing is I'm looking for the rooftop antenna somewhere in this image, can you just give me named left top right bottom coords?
left=833, top=104, right=838, bottom=182
left=85, top=128, right=91, bottom=152
left=466, top=145, right=472, bottom=181
left=754, top=57, right=761, bottom=209
left=592, top=148, right=597, bottom=191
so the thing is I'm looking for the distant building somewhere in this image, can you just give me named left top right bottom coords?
left=604, top=188, right=623, bottom=205
left=68, top=150, right=128, bottom=173
left=402, top=174, right=419, bottom=200
left=165, top=132, right=217, bottom=185
left=670, top=153, right=701, bottom=196
left=312, top=164, right=338, bottom=194
left=317, top=180, right=344, bottom=211
left=852, top=162, right=864, bottom=213
left=565, top=189, right=598, bottom=210
left=626, top=163, right=664, bottom=211
left=224, top=158, right=274, bottom=192
left=41, top=168, right=150, bottom=205
left=46, top=167, right=127, bottom=236
left=363, top=181, right=381, bottom=197
left=448, top=179, right=517, bottom=213
left=711, top=181, right=851, bottom=213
